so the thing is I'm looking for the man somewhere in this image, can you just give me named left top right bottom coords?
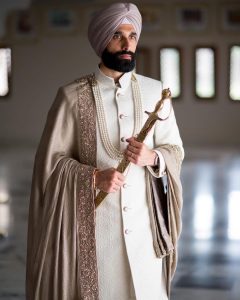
left=26, top=3, right=184, bottom=300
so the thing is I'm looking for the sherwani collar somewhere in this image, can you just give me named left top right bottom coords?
left=95, top=65, right=132, bottom=92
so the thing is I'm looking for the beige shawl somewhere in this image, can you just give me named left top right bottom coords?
left=26, top=74, right=183, bottom=300
left=26, top=75, right=99, bottom=300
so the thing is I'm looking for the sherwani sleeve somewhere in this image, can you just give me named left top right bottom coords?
left=26, top=86, right=98, bottom=300
left=146, top=105, right=184, bottom=178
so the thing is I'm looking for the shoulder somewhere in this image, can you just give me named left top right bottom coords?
left=60, top=73, right=94, bottom=99
left=54, top=73, right=94, bottom=108
left=134, top=73, right=163, bottom=92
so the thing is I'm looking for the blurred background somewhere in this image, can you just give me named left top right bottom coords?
left=0, top=0, right=240, bottom=299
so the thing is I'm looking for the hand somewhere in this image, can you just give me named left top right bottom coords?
left=95, top=168, right=125, bottom=193
left=125, top=137, right=157, bottom=167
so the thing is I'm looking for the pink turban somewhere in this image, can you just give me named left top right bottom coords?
left=88, top=3, right=142, bottom=57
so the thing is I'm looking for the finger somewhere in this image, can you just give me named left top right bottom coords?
left=127, top=155, right=137, bottom=164
left=126, top=137, right=134, bottom=142
left=126, top=149, right=140, bottom=161
left=114, top=177, right=124, bottom=187
left=126, top=137, right=137, bottom=145
left=114, top=171, right=125, bottom=181
left=128, top=138, right=142, bottom=149
left=128, top=145, right=140, bottom=154
left=125, top=149, right=134, bottom=159
left=112, top=183, right=121, bottom=192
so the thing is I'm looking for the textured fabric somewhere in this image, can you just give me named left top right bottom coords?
left=88, top=3, right=142, bottom=57
left=146, top=144, right=183, bottom=294
left=26, top=76, right=99, bottom=300
left=94, top=66, right=183, bottom=299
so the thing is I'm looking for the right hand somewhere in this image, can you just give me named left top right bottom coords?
left=95, top=168, right=125, bottom=193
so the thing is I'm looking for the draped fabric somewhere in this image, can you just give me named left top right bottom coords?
left=26, top=75, right=99, bottom=300
left=146, top=144, right=183, bottom=296
left=160, top=144, right=183, bottom=278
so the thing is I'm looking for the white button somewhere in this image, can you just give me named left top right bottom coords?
left=119, top=114, right=125, bottom=119
left=125, top=229, right=131, bottom=234
left=123, top=206, right=129, bottom=212
left=121, top=137, right=126, bottom=142
left=123, top=183, right=127, bottom=188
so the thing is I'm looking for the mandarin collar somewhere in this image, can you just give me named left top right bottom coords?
left=95, top=66, right=132, bottom=90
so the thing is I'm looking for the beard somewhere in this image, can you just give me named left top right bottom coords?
left=101, top=48, right=136, bottom=73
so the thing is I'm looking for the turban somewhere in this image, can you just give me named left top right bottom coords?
left=88, top=3, right=142, bottom=57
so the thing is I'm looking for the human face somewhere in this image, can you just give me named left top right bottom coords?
left=101, top=24, right=138, bottom=72
left=107, top=24, right=138, bottom=56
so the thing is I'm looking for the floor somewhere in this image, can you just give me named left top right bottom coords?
left=0, top=145, right=240, bottom=300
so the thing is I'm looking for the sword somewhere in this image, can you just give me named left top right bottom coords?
left=95, top=88, right=172, bottom=208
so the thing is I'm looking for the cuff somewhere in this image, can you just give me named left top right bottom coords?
left=146, top=150, right=166, bottom=178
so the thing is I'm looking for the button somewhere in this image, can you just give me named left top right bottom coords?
left=125, top=229, right=131, bottom=235
left=119, top=114, right=125, bottom=119
left=123, top=183, right=127, bottom=188
left=123, top=206, right=129, bottom=212
left=121, top=137, right=126, bottom=142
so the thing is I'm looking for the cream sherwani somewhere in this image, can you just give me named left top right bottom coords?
left=95, top=67, right=183, bottom=300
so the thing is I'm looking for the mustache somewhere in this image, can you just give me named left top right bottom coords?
left=115, top=50, right=135, bottom=59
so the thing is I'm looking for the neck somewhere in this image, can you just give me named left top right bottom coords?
left=99, top=63, right=124, bottom=82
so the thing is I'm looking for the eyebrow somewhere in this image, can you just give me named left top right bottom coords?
left=114, top=31, right=137, bottom=36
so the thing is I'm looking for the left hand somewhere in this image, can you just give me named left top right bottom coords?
left=125, top=137, right=157, bottom=167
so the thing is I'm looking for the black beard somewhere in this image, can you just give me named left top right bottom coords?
left=101, top=48, right=136, bottom=73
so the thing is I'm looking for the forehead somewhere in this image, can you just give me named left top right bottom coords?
left=115, top=23, right=136, bottom=34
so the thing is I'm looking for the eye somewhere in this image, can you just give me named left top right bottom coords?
left=130, top=34, right=137, bottom=40
left=113, top=33, right=121, bottom=40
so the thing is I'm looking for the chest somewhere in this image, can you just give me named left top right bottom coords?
left=97, top=82, right=155, bottom=154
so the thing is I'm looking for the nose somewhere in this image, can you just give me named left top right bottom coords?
left=122, top=37, right=130, bottom=50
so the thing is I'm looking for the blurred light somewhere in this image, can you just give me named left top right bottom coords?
left=195, top=48, right=215, bottom=98
left=0, top=48, right=11, bottom=97
left=160, top=48, right=181, bottom=98
left=194, top=194, right=214, bottom=239
left=0, top=190, right=9, bottom=203
left=0, top=203, right=10, bottom=237
left=228, top=191, right=240, bottom=240
left=230, top=45, right=240, bottom=101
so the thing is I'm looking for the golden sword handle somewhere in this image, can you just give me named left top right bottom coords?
left=95, top=88, right=172, bottom=208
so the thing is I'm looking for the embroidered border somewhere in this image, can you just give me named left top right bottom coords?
left=163, top=144, right=183, bottom=173
left=75, top=75, right=99, bottom=299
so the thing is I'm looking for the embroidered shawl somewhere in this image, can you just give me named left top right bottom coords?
left=26, top=75, right=99, bottom=300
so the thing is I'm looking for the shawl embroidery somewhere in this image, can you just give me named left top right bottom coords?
left=75, top=76, right=99, bottom=299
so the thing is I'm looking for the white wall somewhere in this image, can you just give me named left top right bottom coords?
left=0, top=1, right=240, bottom=148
